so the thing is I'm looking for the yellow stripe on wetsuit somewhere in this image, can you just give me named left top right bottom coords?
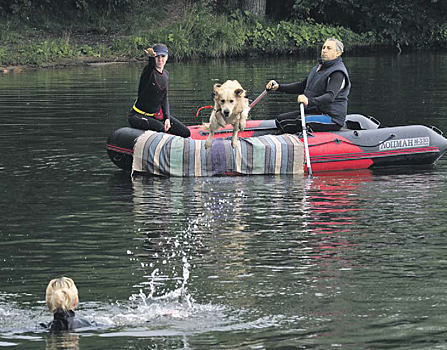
left=133, top=102, right=155, bottom=117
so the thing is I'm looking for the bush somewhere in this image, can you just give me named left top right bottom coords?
left=247, top=18, right=376, bottom=55
left=0, top=1, right=406, bottom=67
left=165, top=4, right=247, bottom=59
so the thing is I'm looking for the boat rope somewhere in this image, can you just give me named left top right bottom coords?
left=196, top=105, right=213, bottom=117
left=308, top=133, right=396, bottom=148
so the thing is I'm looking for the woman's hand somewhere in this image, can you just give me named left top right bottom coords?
left=144, top=48, right=156, bottom=57
left=164, top=119, right=171, bottom=132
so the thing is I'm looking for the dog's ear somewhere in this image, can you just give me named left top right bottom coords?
left=234, top=88, right=246, bottom=97
left=213, top=83, right=222, bottom=93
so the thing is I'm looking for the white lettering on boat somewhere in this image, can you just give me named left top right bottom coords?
left=379, top=137, right=430, bottom=151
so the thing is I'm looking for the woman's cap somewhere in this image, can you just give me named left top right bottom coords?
left=153, top=44, right=168, bottom=56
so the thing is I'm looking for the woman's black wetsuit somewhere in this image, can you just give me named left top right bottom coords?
left=41, top=310, right=95, bottom=331
left=128, top=58, right=190, bottom=138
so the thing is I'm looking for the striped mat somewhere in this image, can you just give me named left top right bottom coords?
left=132, top=131, right=304, bottom=176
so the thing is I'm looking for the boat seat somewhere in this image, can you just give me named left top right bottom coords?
left=344, top=114, right=380, bottom=130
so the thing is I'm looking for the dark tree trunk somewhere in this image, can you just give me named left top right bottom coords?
left=242, top=0, right=266, bottom=17
left=217, top=0, right=242, bottom=12
left=266, top=0, right=293, bottom=20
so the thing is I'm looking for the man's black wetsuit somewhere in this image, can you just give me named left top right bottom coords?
left=276, top=56, right=351, bottom=133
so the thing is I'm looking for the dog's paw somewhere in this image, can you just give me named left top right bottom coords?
left=231, top=137, right=240, bottom=148
left=205, top=138, right=212, bottom=149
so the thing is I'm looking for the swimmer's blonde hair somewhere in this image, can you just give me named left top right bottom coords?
left=46, top=277, right=79, bottom=313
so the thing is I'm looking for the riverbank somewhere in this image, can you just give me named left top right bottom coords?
left=4, top=0, right=446, bottom=72
left=1, top=57, right=135, bottom=73
left=0, top=30, right=144, bottom=72
left=0, top=28, right=378, bottom=73
left=0, top=0, right=383, bottom=72
left=2, top=0, right=446, bottom=72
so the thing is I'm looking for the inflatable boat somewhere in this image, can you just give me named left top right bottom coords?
left=107, top=115, right=447, bottom=176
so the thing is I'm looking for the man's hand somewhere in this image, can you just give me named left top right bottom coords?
left=144, top=48, right=156, bottom=57
left=266, top=80, right=279, bottom=91
left=297, top=94, right=308, bottom=106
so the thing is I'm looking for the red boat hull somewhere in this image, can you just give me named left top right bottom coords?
left=107, top=117, right=447, bottom=174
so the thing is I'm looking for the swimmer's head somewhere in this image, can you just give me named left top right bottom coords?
left=46, top=277, right=79, bottom=313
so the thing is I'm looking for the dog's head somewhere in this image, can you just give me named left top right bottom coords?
left=213, top=81, right=247, bottom=120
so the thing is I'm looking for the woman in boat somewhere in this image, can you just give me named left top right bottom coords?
left=41, top=277, right=96, bottom=331
left=266, top=38, right=351, bottom=133
left=128, top=43, right=191, bottom=138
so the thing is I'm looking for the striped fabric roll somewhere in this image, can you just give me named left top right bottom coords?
left=132, top=131, right=304, bottom=176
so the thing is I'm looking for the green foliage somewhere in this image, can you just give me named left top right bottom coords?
left=0, top=34, right=110, bottom=66
left=0, top=47, right=7, bottom=65
left=166, top=4, right=248, bottom=59
left=247, top=18, right=375, bottom=55
left=0, top=0, right=135, bottom=22
left=110, top=2, right=249, bottom=60
left=79, top=45, right=95, bottom=56
left=290, top=0, right=447, bottom=48
left=111, top=29, right=166, bottom=59
left=435, top=23, right=447, bottom=48
left=1, top=0, right=446, bottom=50
left=1, top=0, right=446, bottom=66
left=14, top=39, right=76, bottom=65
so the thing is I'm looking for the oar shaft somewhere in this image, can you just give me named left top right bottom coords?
left=300, top=103, right=313, bottom=177
left=249, top=90, right=268, bottom=109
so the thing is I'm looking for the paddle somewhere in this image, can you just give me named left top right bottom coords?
left=300, top=103, right=313, bottom=177
left=248, top=89, right=268, bottom=110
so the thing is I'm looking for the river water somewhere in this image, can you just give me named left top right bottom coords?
left=1, top=53, right=447, bottom=349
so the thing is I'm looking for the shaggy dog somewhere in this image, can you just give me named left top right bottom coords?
left=204, top=80, right=250, bottom=149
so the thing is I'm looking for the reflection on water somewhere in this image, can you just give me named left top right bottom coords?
left=308, top=171, right=371, bottom=234
left=2, top=54, right=447, bottom=349
left=2, top=167, right=447, bottom=348
left=44, top=332, right=80, bottom=350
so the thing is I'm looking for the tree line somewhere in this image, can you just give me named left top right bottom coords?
left=1, top=0, right=446, bottom=50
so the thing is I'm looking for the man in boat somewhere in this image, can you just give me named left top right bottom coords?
left=128, top=44, right=191, bottom=138
left=266, top=38, right=350, bottom=134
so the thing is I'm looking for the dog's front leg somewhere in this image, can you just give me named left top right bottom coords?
left=240, top=109, right=249, bottom=131
left=205, top=130, right=214, bottom=149
left=231, top=123, right=240, bottom=148
left=205, top=110, right=218, bottom=149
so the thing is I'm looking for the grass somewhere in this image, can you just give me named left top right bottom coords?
left=0, top=1, right=396, bottom=69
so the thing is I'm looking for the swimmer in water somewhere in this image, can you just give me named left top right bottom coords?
left=40, top=277, right=96, bottom=331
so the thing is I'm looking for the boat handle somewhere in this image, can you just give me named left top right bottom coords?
left=430, top=126, right=443, bottom=135
left=368, top=115, right=381, bottom=127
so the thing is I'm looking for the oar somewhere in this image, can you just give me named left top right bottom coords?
left=300, top=103, right=313, bottom=177
left=248, top=89, right=268, bottom=110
